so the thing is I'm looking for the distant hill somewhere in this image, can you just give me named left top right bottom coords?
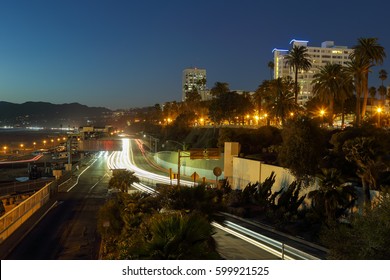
left=0, top=101, right=111, bottom=127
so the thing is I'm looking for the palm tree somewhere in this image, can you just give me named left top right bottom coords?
left=379, top=69, right=387, bottom=86
left=345, top=56, right=369, bottom=126
left=378, top=68, right=388, bottom=106
left=311, top=63, right=352, bottom=126
left=266, top=77, right=297, bottom=126
left=108, top=169, right=140, bottom=193
left=284, top=45, right=312, bottom=104
left=308, top=168, right=356, bottom=225
left=139, top=213, right=219, bottom=259
left=254, top=80, right=273, bottom=116
left=378, top=85, right=387, bottom=106
left=350, top=38, right=386, bottom=121
left=369, top=86, right=377, bottom=105
left=267, top=61, right=274, bottom=79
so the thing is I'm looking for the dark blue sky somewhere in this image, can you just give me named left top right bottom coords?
left=0, top=0, right=389, bottom=110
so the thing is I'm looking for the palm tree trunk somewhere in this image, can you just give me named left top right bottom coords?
left=329, top=99, right=334, bottom=126
left=294, top=69, right=299, bottom=104
left=341, top=101, right=345, bottom=127
left=355, top=75, right=362, bottom=126
left=361, top=73, right=369, bottom=120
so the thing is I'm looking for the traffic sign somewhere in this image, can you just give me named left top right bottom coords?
left=191, top=172, right=200, bottom=181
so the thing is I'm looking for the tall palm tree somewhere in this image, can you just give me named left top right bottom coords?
left=345, top=56, right=369, bottom=126
left=254, top=80, right=273, bottom=116
left=379, top=69, right=387, bottom=87
left=267, top=61, right=274, bottom=79
left=369, top=86, right=376, bottom=105
left=378, top=85, right=387, bottom=106
left=311, top=63, right=353, bottom=126
left=266, top=77, right=297, bottom=126
left=378, top=69, right=388, bottom=105
left=369, top=87, right=377, bottom=117
left=284, top=45, right=312, bottom=104
left=350, top=38, right=386, bottom=121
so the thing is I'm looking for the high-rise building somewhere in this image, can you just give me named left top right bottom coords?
left=182, top=68, right=207, bottom=101
left=273, top=39, right=353, bottom=105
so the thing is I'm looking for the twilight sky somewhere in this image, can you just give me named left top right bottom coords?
left=0, top=0, right=389, bottom=110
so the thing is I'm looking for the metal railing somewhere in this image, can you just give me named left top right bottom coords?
left=214, top=220, right=320, bottom=260
left=0, top=181, right=53, bottom=244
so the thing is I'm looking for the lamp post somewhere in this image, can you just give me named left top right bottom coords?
left=143, top=134, right=159, bottom=153
left=163, top=140, right=186, bottom=151
left=377, top=107, right=382, bottom=128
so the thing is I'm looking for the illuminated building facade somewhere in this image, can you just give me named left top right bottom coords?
left=273, top=39, right=353, bottom=105
left=182, top=68, right=207, bottom=101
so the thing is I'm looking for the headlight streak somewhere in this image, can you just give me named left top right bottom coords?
left=107, top=138, right=193, bottom=187
left=106, top=138, right=318, bottom=260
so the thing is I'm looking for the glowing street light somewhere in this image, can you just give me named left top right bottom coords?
left=377, top=107, right=383, bottom=127
left=3, top=146, right=7, bottom=154
left=319, top=108, right=326, bottom=127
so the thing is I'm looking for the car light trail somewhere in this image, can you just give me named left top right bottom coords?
left=106, top=138, right=319, bottom=260
left=107, top=138, right=193, bottom=187
left=0, top=154, right=43, bottom=165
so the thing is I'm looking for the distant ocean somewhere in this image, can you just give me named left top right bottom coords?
left=0, top=128, right=67, bottom=149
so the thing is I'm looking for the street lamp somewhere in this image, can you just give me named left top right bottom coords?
left=377, top=107, right=383, bottom=128
left=143, top=134, right=159, bottom=153
left=319, top=109, right=326, bottom=127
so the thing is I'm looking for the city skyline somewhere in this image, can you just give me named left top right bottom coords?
left=1, top=0, right=389, bottom=110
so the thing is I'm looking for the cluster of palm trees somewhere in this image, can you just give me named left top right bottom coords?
left=262, top=37, right=387, bottom=127
left=129, top=38, right=387, bottom=134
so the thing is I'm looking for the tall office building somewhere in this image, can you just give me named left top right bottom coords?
left=273, top=39, right=353, bottom=105
left=182, top=68, right=207, bottom=101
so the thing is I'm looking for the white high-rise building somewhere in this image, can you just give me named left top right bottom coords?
left=182, top=68, right=206, bottom=101
left=273, top=39, right=354, bottom=105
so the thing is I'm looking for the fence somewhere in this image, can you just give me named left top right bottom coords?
left=0, top=181, right=53, bottom=244
left=0, top=178, right=53, bottom=197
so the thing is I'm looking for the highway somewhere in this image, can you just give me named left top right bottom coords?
left=2, top=138, right=325, bottom=260
left=4, top=153, right=110, bottom=259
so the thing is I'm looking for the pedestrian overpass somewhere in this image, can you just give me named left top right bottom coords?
left=78, top=138, right=123, bottom=152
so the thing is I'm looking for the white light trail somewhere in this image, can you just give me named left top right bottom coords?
left=107, top=138, right=193, bottom=187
